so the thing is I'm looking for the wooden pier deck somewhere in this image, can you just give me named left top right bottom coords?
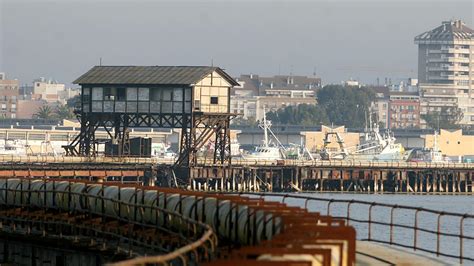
left=0, top=155, right=472, bottom=194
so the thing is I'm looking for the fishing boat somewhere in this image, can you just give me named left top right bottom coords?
left=244, top=110, right=285, bottom=161
left=348, top=121, right=407, bottom=162
left=409, top=131, right=444, bottom=162
left=424, top=131, right=444, bottom=162
left=152, top=142, right=177, bottom=159
left=0, top=139, right=27, bottom=155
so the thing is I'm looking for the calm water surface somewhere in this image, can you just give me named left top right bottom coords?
left=260, top=193, right=474, bottom=263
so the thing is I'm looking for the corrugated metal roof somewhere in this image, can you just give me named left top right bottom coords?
left=73, top=66, right=239, bottom=86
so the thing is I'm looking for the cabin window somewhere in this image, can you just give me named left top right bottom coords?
left=127, top=102, right=137, bottom=113
left=92, top=87, right=103, bottom=100
left=173, top=88, right=183, bottom=101
left=162, top=89, right=172, bottom=101
left=210, top=96, right=218, bottom=104
left=185, top=88, right=192, bottom=101
left=162, top=102, right=172, bottom=113
left=82, top=87, right=91, bottom=110
left=103, top=100, right=114, bottom=112
left=117, top=89, right=126, bottom=101
left=92, top=101, right=103, bottom=112
left=104, top=87, right=115, bottom=100
left=173, top=102, right=183, bottom=113
left=138, top=88, right=149, bottom=101
left=150, top=101, right=161, bottom=113
left=138, top=88, right=150, bottom=112
left=151, top=89, right=161, bottom=101
left=184, top=88, right=192, bottom=113
left=127, top=88, right=138, bottom=101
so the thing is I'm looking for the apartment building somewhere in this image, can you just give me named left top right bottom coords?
left=32, top=78, right=66, bottom=103
left=231, top=74, right=320, bottom=121
left=0, top=73, right=20, bottom=118
left=371, top=86, right=390, bottom=128
left=388, top=92, right=421, bottom=129
left=415, top=20, right=474, bottom=126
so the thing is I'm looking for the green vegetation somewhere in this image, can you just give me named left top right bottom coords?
left=266, top=104, right=329, bottom=126
left=232, top=117, right=259, bottom=127
left=266, top=85, right=374, bottom=128
left=55, top=104, right=75, bottom=120
left=316, top=85, right=374, bottom=128
left=34, top=105, right=54, bottom=119
left=34, top=104, right=75, bottom=120
left=66, top=95, right=81, bottom=108
left=421, top=106, right=463, bottom=129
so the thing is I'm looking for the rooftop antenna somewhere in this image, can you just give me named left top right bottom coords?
left=99, top=57, right=102, bottom=66
left=313, top=67, right=317, bottom=77
left=211, top=58, right=214, bottom=67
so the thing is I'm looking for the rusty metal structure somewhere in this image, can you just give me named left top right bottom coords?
left=63, top=66, right=238, bottom=169
left=0, top=177, right=356, bottom=265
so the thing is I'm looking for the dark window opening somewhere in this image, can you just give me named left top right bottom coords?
left=104, top=87, right=115, bottom=100
left=117, top=89, right=126, bottom=101
left=210, top=96, right=218, bottom=104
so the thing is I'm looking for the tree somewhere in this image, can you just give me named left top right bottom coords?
left=67, top=95, right=81, bottom=109
left=55, top=104, right=75, bottom=120
left=421, top=106, right=463, bottom=129
left=232, top=116, right=259, bottom=127
left=34, top=105, right=54, bottom=119
left=316, top=85, right=375, bottom=128
left=266, top=104, right=329, bottom=126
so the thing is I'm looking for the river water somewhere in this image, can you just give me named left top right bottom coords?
left=259, top=193, right=474, bottom=264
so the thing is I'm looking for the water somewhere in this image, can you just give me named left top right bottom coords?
left=259, top=193, right=474, bottom=263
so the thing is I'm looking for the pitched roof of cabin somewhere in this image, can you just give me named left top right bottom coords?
left=74, top=66, right=239, bottom=86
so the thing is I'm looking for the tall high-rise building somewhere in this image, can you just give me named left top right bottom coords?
left=415, top=20, right=474, bottom=126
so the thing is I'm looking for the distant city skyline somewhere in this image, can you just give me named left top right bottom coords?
left=0, top=0, right=472, bottom=86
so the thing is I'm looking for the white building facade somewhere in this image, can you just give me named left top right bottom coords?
left=415, top=20, right=474, bottom=126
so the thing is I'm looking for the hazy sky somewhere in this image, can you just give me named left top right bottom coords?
left=0, top=0, right=472, bottom=86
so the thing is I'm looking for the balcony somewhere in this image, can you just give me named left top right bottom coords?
left=428, top=66, right=469, bottom=72
left=428, top=57, right=448, bottom=63
left=448, top=57, right=470, bottom=63
left=428, top=57, right=470, bottom=63
left=447, top=48, right=470, bottom=54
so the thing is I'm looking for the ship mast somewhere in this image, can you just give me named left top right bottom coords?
left=433, top=130, right=439, bottom=152
left=262, top=107, right=269, bottom=148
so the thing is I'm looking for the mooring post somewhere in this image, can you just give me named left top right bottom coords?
left=380, top=171, right=384, bottom=193
left=444, top=173, right=448, bottom=193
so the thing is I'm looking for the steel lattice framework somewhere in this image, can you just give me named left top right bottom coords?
left=63, top=111, right=234, bottom=169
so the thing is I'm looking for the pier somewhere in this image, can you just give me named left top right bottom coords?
left=0, top=155, right=472, bottom=194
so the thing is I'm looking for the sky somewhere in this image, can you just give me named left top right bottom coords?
left=0, top=0, right=472, bottom=86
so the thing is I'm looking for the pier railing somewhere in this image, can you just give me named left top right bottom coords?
left=0, top=178, right=217, bottom=265
left=0, top=155, right=473, bottom=170
left=1, top=177, right=359, bottom=265
left=239, top=192, right=474, bottom=264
